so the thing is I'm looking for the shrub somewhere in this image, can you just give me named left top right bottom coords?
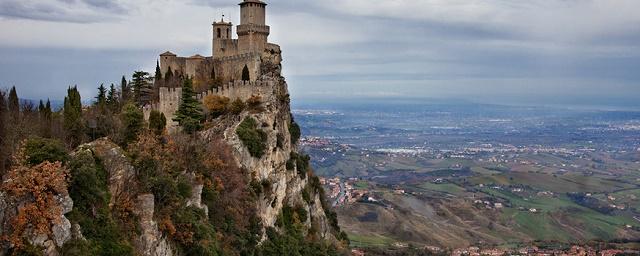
left=229, top=99, right=246, bottom=115
left=302, top=186, right=311, bottom=204
left=203, top=95, right=230, bottom=118
left=236, top=117, right=267, bottom=158
left=67, top=151, right=135, bottom=256
left=287, top=152, right=310, bottom=179
left=23, top=137, right=67, bottom=166
left=180, top=116, right=202, bottom=135
left=171, top=207, right=219, bottom=256
left=276, top=133, right=284, bottom=149
left=246, top=95, right=263, bottom=112
left=148, top=110, right=166, bottom=136
left=289, top=119, right=301, bottom=145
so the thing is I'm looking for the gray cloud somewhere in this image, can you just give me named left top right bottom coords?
left=0, top=0, right=638, bottom=109
left=0, top=0, right=128, bottom=23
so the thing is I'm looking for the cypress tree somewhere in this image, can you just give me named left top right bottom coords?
left=8, top=86, right=19, bottom=120
left=165, top=67, right=174, bottom=83
left=242, top=65, right=250, bottom=81
left=38, top=100, right=45, bottom=113
left=41, top=99, right=53, bottom=138
left=64, top=86, right=84, bottom=147
left=120, top=75, right=130, bottom=103
left=173, top=77, right=203, bottom=134
left=155, top=60, right=162, bottom=80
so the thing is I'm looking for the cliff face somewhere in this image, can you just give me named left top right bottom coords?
left=0, top=48, right=342, bottom=256
left=203, top=75, right=337, bottom=241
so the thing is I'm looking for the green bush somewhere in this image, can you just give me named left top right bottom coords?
left=23, top=137, right=68, bottom=166
left=236, top=117, right=267, bottom=158
left=148, top=110, right=166, bottom=136
left=302, top=186, right=311, bottom=204
left=260, top=207, right=342, bottom=256
left=230, top=99, right=246, bottom=115
left=286, top=152, right=310, bottom=179
left=289, top=119, right=301, bottom=145
left=67, top=151, right=135, bottom=256
left=276, top=133, right=284, bottom=149
left=181, top=116, right=203, bottom=135
left=171, top=207, right=220, bottom=256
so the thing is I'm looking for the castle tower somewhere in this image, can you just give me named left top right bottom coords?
left=237, top=0, right=270, bottom=54
left=212, top=18, right=233, bottom=57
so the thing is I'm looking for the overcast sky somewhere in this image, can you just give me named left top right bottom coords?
left=0, top=0, right=638, bottom=108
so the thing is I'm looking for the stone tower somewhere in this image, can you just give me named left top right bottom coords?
left=212, top=18, right=233, bottom=57
left=237, top=0, right=270, bottom=54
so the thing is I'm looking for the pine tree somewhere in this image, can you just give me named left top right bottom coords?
left=64, top=86, right=84, bottom=147
left=173, top=77, right=203, bottom=134
left=107, top=84, right=118, bottom=112
left=121, top=103, right=144, bottom=145
left=8, top=86, right=19, bottom=120
left=155, top=60, right=162, bottom=80
left=131, top=71, right=151, bottom=106
left=242, top=65, right=250, bottom=81
left=96, top=84, right=107, bottom=108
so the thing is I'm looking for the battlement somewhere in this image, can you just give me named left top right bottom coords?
left=214, top=52, right=259, bottom=62
left=196, top=80, right=275, bottom=100
left=148, top=79, right=278, bottom=131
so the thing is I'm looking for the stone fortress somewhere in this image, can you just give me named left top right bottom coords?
left=148, top=0, right=283, bottom=128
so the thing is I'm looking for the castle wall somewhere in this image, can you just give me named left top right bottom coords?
left=160, top=56, right=187, bottom=77
left=185, top=57, right=205, bottom=78
left=147, top=80, right=277, bottom=132
left=197, top=80, right=276, bottom=103
left=158, top=87, right=182, bottom=129
left=213, top=39, right=240, bottom=58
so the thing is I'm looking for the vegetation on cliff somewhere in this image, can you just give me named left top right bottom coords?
left=0, top=73, right=347, bottom=255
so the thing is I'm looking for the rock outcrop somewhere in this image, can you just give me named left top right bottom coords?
left=204, top=73, right=338, bottom=242
left=78, top=139, right=173, bottom=256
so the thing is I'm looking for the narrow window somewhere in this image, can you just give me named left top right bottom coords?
left=217, top=28, right=221, bottom=38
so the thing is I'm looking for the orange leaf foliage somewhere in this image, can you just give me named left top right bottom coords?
left=2, top=157, right=68, bottom=247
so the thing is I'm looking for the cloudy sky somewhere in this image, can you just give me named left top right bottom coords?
left=0, top=0, right=638, bottom=108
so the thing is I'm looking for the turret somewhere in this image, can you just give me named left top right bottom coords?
left=237, top=0, right=270, bottom=54
left=212, top=18, right=233, bottom=57
left=239, top=0, right=266, bottom=25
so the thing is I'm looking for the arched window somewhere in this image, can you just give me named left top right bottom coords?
left=227, top=28, right=230, bottom=38
left=217, top=28, right=221, bottom=38
left=242, top=65, right=250, bottom=81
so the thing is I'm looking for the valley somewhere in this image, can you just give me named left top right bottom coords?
left=294, top=100, right=640, bottom=251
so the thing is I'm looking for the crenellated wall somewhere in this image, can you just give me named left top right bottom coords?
left=197, top=80, right=275, bottom=102
left=145, top=80, right=277, bottom=131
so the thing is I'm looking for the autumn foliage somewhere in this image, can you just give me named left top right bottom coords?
left=2, top=145, right=68, bottom=247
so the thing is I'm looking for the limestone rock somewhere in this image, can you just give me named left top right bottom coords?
left=81, top=138, right=137, bottom=208
left=134, top=194, right=172, bottom=256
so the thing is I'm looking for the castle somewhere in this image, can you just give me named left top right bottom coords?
left=149, top=0, right=283, bottom=128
